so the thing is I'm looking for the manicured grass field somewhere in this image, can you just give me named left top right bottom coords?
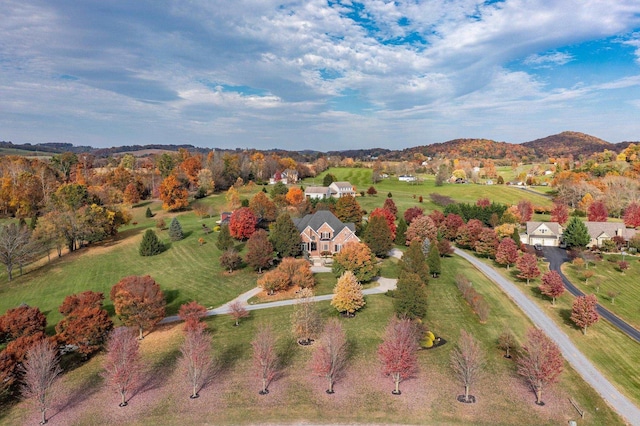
left=0, top=255, right=621, bottom=425
left=563, top=253, right=640, bottom=329
left=477, top=253, right=640, bottom=408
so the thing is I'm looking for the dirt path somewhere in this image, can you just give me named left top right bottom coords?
left=454, top=248, right=640, bottom=426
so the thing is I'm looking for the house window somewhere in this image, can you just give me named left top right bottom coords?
left=321, top=232, right=331, bottom=240
left=310, top=242, right=317, bottom=251
left=323, top=244, right=329, bottom=252
left=300, top=243, right=308, bottom=252
left=334, top=244, right=341, bottom=252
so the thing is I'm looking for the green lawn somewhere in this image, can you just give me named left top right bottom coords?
left=563, top=253, right=640, bottom=329
left=1, top=256, right=621, bottom=425
left=476, top=252, right=640, bottom=408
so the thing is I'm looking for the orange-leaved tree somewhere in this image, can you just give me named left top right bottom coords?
left=110, top=275, right=166, bottom=339
left=159, top=174, right=188, bottom=211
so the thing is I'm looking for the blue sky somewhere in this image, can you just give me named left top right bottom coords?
left=2, top=0, right=640, bottom=151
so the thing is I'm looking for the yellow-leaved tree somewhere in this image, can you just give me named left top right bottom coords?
left=331, top=271, right=365, bottom=317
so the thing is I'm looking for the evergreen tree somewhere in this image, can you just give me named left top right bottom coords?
left=363, top=214, right=393, bottom=257
left=511, top=227, right=521, bottom=246
left=139, top=229, right=164, bottom=256
left=145, top=207, right=153, bottom=218
left=168, top=217, right=184, bottom=241
left=563, top=217, right=591, bottom=249
left=398, top=240, right=429, bottom=284
left=427, top=243, right=441, bottom=278
left=216, top=224, right=234, bottom=251
left=393, top=272, right=428, bottom=319
left=270, top=213, right=302, bottom=258
left=395, top=218, right=407, bottom=245
left=322, top=173, right=336, bottom=186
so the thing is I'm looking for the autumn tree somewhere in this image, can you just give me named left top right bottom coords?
left=159, top=175, right=189, bottom=211
left=403, top=206, right=424, bottom=225
left=455, top=219, right=484, bottom=249
left=0, top=305, right=47, bottom=342
left=405, top=215, right=437, bottom=246
left=291, top=288, right=322, bottom=345
left=571, top=294, right=599, bottom=335
left=333, top=195, right=363, bottom=231
left=285, top=187, right=305, bottom=206
left=623, top=202, right=640, bottom=228
left=587, top=200, right=608, bottom=222
left=102, top=327, right=143, bottom=407
left=123, top=183, right=141, bottom=205
left=229, top=300, right=249, bottom=326
left=475, top=227, right=499, bottom=258
left=369, top=207, right=397, bottom=241
left=378, top=317, right=419, bottom=395
left=517, top=328, right=563, bottom=405
left=110, top=275, right=166, bottom=339
left=270, top=213, right=302, bottom=258
left=538, top=271, right=565, bottom=306
left=139, top=229, right=164, bottom=256
left=249, top=191, right=277, bottom=222
left=450, top=330, right=484, bottom=403
left=0, top=223, right=39, bottom=281
left=495, top=238, right=519, bottom=270
left=332, top=241, right=379, bottom=283
left=220, top=248, right=242, bottom=273
left=245, top=229, right=274, bottom=273
left=257, top=269, right=289, bottom=295
left=363, top=214, right=393, bottom=258
left=168, top=217, right=184, bottom=241
left=441, top=213, right=465, bottom=241
left=516, top=253, right=540, bottom=285
left=20, top=339, right=61, bottom=425
left=516, top=200, right=533, bottom=224
left=393, top=272, right=428, bottom=320
left=216, top=224, right=234, bottom=252
left=331, top=271, right=365, bottom=316
left=178, top=326, right=213, bottom=399
left=563, top=217, right=591, bottom=249
left=550, top=202, right=569, bottom=225
left=366, top=186, right=377, bottom=196
left=252, top=323, right=279, bottom=395
left=178, top=301, right=208, bottom=332
left=55, top=291, right=113, bottom=357
left=437, top=238, right=454, bottom=256
left=311, top=319, right=348, bottom=394
left=498, top=328, right=516, bottom=358
left=229, top=207, right=258, bottom=240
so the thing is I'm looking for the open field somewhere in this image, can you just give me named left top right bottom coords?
left=563, top=253, right=640, bottom=329
left=476, top=252, right=640, bottom=408
left=0, top=255, right=621, bottom=425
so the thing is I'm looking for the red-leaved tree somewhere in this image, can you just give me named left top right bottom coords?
left=495, top=238, right=519, bottom=269
left=377, top=316, right=419, bottom=395
left=178, top=301, right=207, bottom=333
left=403, top=206, right=424, bottom=225
left=550, top=202, right=569, bottom=225
left=516, top=253, right=540, bottom=285
left=474, top=227, right=499, bottom=258
left=538, top=271, right=565, bottom=306
left=178, top=327, right=213, bottom=399
left=623, top=202, right=640, bottom=228
left=517, top=328, right=563, bottom=406
left=252, top=323, right=278, bottom=395
left=0, top=305, right=47, bottom=342
left=587, top=200, right=608, bottom=222
left=383, top=198, right=398, bottom=218
left=370, top=208, right=397, bottom=240
left=102, top=327, right=143, bottom=407
left=20, top=339, right=61, bottom=425
left=311, top=319, right=348, bottom=394
left=229, top=207, right=258, bottom=240
left=441, top=213, right=465, bottom=241
left=517, top=200, right=533, bottom=224
left=570, top=294, right=599, bottom=335
left=245, top=229, right=274, bottom=273
left=55, top=291, right=113, bottom=356
left=110, top=275, right=166, bottom=339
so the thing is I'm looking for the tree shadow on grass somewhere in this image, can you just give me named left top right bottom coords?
left=558, top=308, right=575, bottom=328
left=48, top=370, right=103, bottom=420
left=213, top=342, right=245, bottom=379
left=132, top=346, right=182, bottom=403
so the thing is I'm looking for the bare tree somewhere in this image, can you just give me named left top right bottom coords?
left=0, top=223, right=39, bottom=281
left=252, top=323, right=278, bottom=395
left=498, top=328, right=516, bottom=359
left=229, top=300, right=249, bottom=326
left=177, top=327, right=213, bottom=399
left=291, top=288, right=322, bottom=345
left=377, top=316, right=419, bottom=395
left=102, top=327, right=143, bottom=407
left=21, top=339, right=61, bottom=425
left=450, top=330, right=484, bottom=403
left=310, top=319, right=348, bottom=394
left=517, top=328, right=563, bottom=405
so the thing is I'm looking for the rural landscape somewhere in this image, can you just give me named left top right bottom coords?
left=0, top=132, right=639, bottom=425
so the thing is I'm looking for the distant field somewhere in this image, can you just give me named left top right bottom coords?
left=0, top=147, right=52, bottom=157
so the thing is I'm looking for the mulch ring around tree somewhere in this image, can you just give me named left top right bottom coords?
left=421, top=337, right=447, bottom=350
left=340, top=312, right=356, bottom=318
left=456, top=395, right=476, bottom=404
left=297, top=339, right=315, bottom=346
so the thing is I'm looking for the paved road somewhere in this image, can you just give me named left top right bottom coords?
left=542, top=247, right=640, bottom=343
left=455, top=248, right=640, bottom=426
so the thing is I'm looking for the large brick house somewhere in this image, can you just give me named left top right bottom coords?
left=294, top=210, right=360, bottom=257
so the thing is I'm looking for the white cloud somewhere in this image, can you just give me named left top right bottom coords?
left=523, top=52, right=574, bottom=67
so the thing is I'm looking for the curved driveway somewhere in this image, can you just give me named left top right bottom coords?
left=543, top=247, right=640, bottom=343
left=455, top=248, right=640, bottom=426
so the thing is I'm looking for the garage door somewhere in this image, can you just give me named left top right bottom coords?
left=530, top=237, right=557, bottom=247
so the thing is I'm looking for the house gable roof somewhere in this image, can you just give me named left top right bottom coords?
left=293, top=210, right=356, bottom=234
left=526, top=221, right=562, bottom=236
left=583, top=222, right=637, bottom=240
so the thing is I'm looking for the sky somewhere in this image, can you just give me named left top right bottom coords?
left=2, top=0, right=640, bottom=151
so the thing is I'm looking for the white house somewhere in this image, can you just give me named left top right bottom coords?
left=329, top=181, right=356, bottom=198
left=304, top=186, right=332, bottom=200
left=398, top=175, right=416, bottom=182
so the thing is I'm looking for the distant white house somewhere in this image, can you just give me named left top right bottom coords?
left=398, top=175, right=416, bottom=182
left=329, top=181, right=356, bottom=198
left=304, top=186, right=332, bottom=200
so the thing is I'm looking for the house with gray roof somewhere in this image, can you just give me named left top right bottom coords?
left=583, top=222, right=637, bottom=248
left=294, top=210, right=360, bottom=257
left=304, top=186, right=332, bottom=200
left=524, top=221, right=638, bottom=248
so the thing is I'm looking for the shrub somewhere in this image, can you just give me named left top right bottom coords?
left=156, top=218, right=166, bottom=230
left=139, top=229, right=164, bottom=256
left=145, top=207, right=153, bottom=218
